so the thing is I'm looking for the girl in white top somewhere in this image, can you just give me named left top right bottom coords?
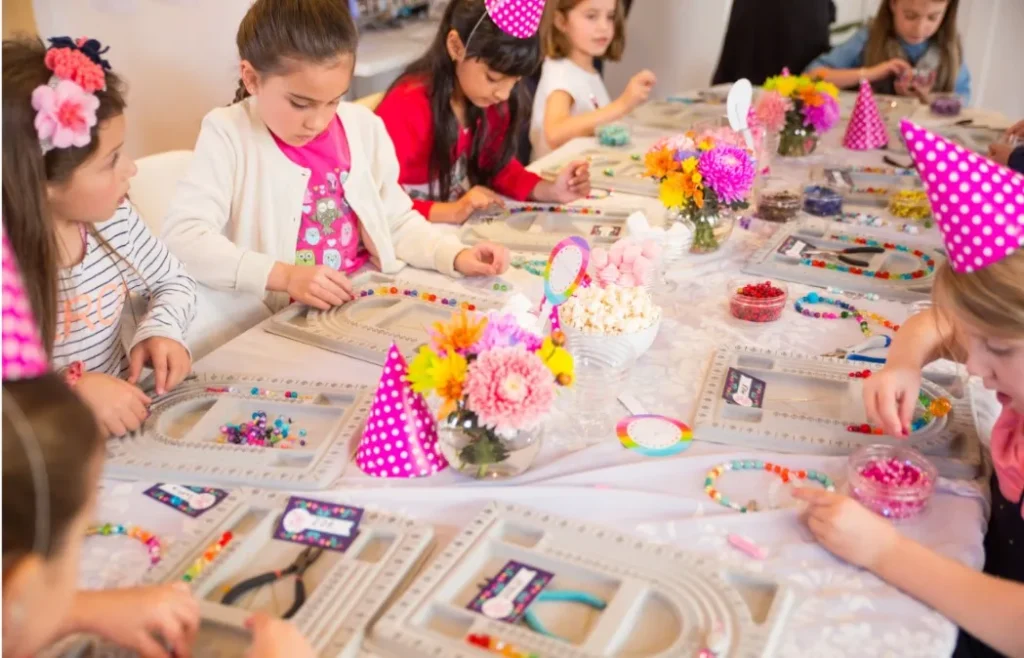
left=530, top=0, right=656, bottom=159
left=162, top=0, right=509, bottom=314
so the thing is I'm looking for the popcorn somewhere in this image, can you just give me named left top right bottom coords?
left=560, top=285, right=661, bottom=335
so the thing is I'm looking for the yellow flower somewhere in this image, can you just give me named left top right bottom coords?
left=644, top=148, right=678, bottom=179
left=659, top=172, right=690, bottom=208
left=681, top=157, right=698, bottom=174
left=431, top=309, right=486, bottom=355
left=774, top=75, right=797, bottom=98
left=691, top=171, right=703, bottom=186
left=538, top=338, right=574, bottom=385
left=763, top=76, right=778, bottom=91
left=433, top=352, right=468, bottom=418
left=407, top=346, right=441, bottom=394
left=815, top=80, right=840, bottom=98
left=697, top=138, right=714, bottom=151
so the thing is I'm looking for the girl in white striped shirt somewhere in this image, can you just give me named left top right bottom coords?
left=3, top=37, right=196, bottom=438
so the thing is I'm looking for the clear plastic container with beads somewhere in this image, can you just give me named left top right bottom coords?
left=755, top=177, right=803, bottom=223
left=727, top=278, right=788, bottom=323
left=888, top=178, right=933, bottom=222
left=847, top=444, right=937, bottom=521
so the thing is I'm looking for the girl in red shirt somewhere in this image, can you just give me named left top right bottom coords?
left=377, top=0, right=590, bottom=224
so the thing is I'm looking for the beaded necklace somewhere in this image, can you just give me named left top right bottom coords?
left=704, top=460, right=836, bottom=513
left=794, top=291, right=899, bottom=337
left=182, top=531, right=234, bottom=583
left=86, top=523, right=163, bottom=566
left=800, top=235, right=936, bottom=280
left=358, top=286, right=481, bottom=309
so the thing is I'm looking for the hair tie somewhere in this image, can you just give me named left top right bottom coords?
left=33, top=36, right=111, bottom=154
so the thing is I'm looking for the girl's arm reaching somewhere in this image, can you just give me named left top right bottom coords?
left=542, top=70, right=656, bottom=151
left=795, top=488, right=1024, bottom=658
left=804, top=27, right=912, bottom=88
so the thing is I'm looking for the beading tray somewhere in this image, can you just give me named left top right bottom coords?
left=459, top=206, right=635, bottom=253
left=540, top=147, right=658, bottom=197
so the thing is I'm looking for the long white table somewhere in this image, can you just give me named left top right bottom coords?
left=86, top=96, right=1008, bottom=657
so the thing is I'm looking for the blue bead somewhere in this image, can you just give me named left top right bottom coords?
left=299, top=429, right=307, bottom=437
left=807, top=292, right=819, bottom=303
left=250, top=387, right=259, bottom=395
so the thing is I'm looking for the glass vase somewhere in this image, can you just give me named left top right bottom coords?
left=437, top=410, right=542, bottom=480
left=673, top=209, right=735, bottom=254
left=778, top=123, right=818, bottom=157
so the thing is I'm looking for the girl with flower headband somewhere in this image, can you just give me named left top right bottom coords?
left=376, top=0, right=592, bottom=225
left=2, top=37, right=197, bottom=438
left=2, top=228, right=314, bottom=658
left=162, top=0, right=509, bottom=315
left=794, top=121, right=1024, bottom=658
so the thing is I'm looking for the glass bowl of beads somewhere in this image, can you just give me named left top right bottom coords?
left=803, top=185, right=843, bottom=217
left=727, top=278, right=788, bottom=323
left=755, top=179, right=803, bottom=223
left=847, top=444, right=937, bottom=521
left=596, top=122, right=632, bottom=147
left=888, top=187, right=932, bottom=221
left=929, top=93, right=963, bottom=117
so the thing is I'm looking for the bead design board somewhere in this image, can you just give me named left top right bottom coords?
left=369, top=502, right=795, bottom=658
left=627, top=100, right=697, bottom=130
left=693, top=346, right=982, bottom=479
left=72, top=490, right=435, bottom=658
left=540, top=147, right=658, bottom=197
left=742, top=218, right=944, bottom=302
left=104, top=373, right=372, bottom=489
left=265, top=272, right=504, bottom=365
left=459, top=207, right=635, bottom=253
left=821, top=166, right=922, bottom=206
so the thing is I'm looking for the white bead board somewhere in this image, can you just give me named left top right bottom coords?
left=540, top=147, right=658, bottom=198
left=369, top=502, right=795, bottom=658
left=741, top=218, right=944, bottom=302
left=71, top=490, right=435, bottom=658
left=264, top=271, right=505, bottom=365
left=820, top=166, right=922, bottom=207
left=459, top=208, right=634, bottom=254
left=626, top=100, right=698, bottom=130
left=104, top=373, right=372, bottom=490
left=693, top=346, right=982, bottom=480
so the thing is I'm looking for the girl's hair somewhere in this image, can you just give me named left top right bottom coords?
left=542, top=0, right=626, bottom=61
left=2, top=38, right=127, bottom=356
left=392, top=0, right=541, bottom=201
left=864, top=0, right=962, bottom=93
left=233, top=0, right=359, bottom=104
left=933, top=253, right=1024, bottom=340
left=2, top=373, right=103, bottom=573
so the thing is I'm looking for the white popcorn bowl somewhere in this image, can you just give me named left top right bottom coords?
left=558, top=306, right=662, bottom=358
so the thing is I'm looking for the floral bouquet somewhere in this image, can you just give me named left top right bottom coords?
left=407, top=309, right=573, bottom=479
left=761, top=71, right=840, bottom=157
left=644, top=132, right=756, bottom=253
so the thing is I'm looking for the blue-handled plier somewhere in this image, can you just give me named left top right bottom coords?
left=823, top=334, right=891, bottom=364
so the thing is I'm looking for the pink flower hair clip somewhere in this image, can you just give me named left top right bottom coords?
left=31, top=36, right=111, bottom=154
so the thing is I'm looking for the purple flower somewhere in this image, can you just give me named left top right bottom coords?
left=802, top=94, right=840, bottom=133
left=673, top=149, right=700, bottom=162
left=467, top=312, right=543, bottom=355
left=697, top=146, right=756, bottom=205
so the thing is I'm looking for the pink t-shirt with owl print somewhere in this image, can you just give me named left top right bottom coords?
left=273, top=116, right=369, bottom=274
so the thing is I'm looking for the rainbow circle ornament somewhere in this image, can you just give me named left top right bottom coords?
left=616, top=415, right=693, bottom=457
left=544, top=236, right=590, bottom=305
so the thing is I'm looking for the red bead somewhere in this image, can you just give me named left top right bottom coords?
left=847, top=425, right=857, bottom=432
left=860, top=423, right=871, bottom=433
left=850, top=267, right=863, bottom=275
left=764, top=462, right=773, bottom=471
left=797, top=470, right=807, bottom=479
left=390, top=287, right=398, bottom=294
left=468, top=304, right=476, bottom=311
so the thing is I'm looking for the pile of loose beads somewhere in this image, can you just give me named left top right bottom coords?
left=596, top=123, right=630, bottom=147
left=803, top=185, right=843, bottom=217
left=756, top=190, right=802, bottom=222
left=802, top=235, right=936, bottom=280
left=848, top=369, right=873, bottom=378
left=359, top=286, right=477, bottom=311
left=794, top=291, right=899, bottom=337
left=181, top=531, right=234, bottom=583
left=850, top=186, right=889, bottom=197
left=850, top=452, right=935, bottom=519
left=86, top=523, right=162, bottom=567
left=730, top=280, right=787, bottom=322
left=888, top=189, right=932, bottom=220
left=205, top=386, right=317, bottom=403
left=218, top=411, right=308, bottom=448
left=466, top=634, right=539, bottom=658
left=704, top=460, right=836, bottom=513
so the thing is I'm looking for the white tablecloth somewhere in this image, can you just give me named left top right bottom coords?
left=88, top=96, right=1009, bottom=657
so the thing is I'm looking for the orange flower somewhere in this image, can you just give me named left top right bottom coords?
left=644, top=148, right=680, bottom=179
left=799, top=86, right=824, bottom=108
left=432, top=309, right=487, bottom=355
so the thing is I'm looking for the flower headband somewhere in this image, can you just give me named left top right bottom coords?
left=31, top=37, right=112, bottom=154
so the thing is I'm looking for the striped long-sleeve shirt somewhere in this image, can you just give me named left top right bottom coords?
left=52, top=202, right=196, bottom=377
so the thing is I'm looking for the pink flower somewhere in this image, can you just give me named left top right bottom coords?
left=753, top=91, right=791, bottom=133
left=463, top=346, right=556, bottom=433
left=698, top=145, right=756, bottom=205
left=32, top=80, right=99, bottom=151
left=802, top=93, right=840, bottom=134
left=44, top=48, right=106, bottom=93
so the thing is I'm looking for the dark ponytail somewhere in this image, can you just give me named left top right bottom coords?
left=233, top=0, right=358, bottom=103
left=392, top=0, right=541, bottom=201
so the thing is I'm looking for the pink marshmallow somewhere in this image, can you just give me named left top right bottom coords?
left=640, top=240, right=662, bottom=261
left=617, top=273, right=637, bottom=287
left=591, top=247, right=609, bottom=270
left=632, top=255, right=653, bottom=281
left=598, top=264, right=620, bottom=285
left=621, top=244, right=642, bottom=265
left=608, top=240, right=626, bottom=266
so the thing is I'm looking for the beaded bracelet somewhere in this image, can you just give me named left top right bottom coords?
left=181, top=531, right=233, bottom=583
left=794, top=291, right=899, bottom=337
left=704, top=460, right=836, bottom=513
left=801, top=235, right=936, bottom=281
left=86, top=523, right=162, bottom=566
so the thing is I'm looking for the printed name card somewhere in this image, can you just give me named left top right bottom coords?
left=722, top=367, right=766, bottom=408
left=467, top=560, right=553, bottom=623
left=274, top=496, right=363, bottom=552
left=143, top=484, right=228, bottom=517
left=777, top=236, right=812, bottom=260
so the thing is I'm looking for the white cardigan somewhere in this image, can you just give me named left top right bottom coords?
left=162, top=99, right=466, bottom=311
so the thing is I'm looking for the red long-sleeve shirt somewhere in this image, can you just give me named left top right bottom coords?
left=376, top=76, right=541, bottom=219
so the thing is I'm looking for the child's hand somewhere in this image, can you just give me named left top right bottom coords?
left=989, top=142, right=1014, bottom=166
left=456, top=186, right=504, bottom=224
left=549, top=160, right=591, bottom=202
left=1006, top=119, right=1024, bottom=141
left=129, top=337, right=192, bottom=396
left=863, top=364, right=923, bottom=436
left=75, top=372, right=151, bottom=437
left=454, top=242, right=510, bottom=276
left=794, top=488, right=901, bottom=570
left=244, top=613, right=316, bottom=658
left=72, top=584, right=199, bottom=658
left=619, top=69, right=657, bottom=110
left=871, top=58, right=913, bottom=83
left=287, top=264, right=354, bottom=310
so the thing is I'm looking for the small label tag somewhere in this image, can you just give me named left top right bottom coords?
left=143, top=484, right=228, bottom=518
left=273, top=497, right=362, bottom=552
left=777, top=236, right=811, bottom=259
left=467, top=560, right=553, bottom=623
left=722, top=367, right=766, bottom=408
left=590, top=224, right=622, bottom=238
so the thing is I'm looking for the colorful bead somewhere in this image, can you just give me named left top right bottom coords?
left=218, top=411, right=305, bottom=449
left=704, top=460, right=835, bottom=513
left=182, top=531, right=233, bottom=583
left=794, top=293, right=898, bottom=338
left=465, top=634, right=538, bottom=658
left=888, top=189, right=932, bottom=220
left=86, top=523, right=163, bottom=566
left=803, top=185, right=843, bottom=217
left=851, top=455, right=934, bottom=519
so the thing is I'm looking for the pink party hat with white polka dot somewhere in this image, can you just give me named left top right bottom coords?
left=486, top=0, right=546, bottom=39
left=2, top=224, right=48, bottom=380
left=356, top=343, right=448, bottom=478
left=900, top=120, right=1024, bottom=273
left=844, top=80, right=888, bottom=150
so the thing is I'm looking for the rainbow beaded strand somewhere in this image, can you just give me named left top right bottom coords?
left=466, top=634, right=539, bottom=658
left=794, top=291, right=899, bottom=337
left=358, top=286, right=478, bottom=310
left=704, top=460, right=836, bottom=513
left=86, top=523, right=162, bottom=566
left=181, top=531, right=234, bottom=583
